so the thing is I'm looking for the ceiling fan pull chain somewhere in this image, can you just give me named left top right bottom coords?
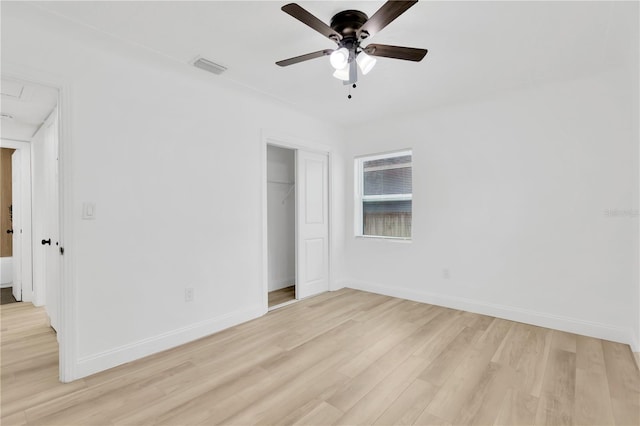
left=347, top=82, right=358, bottom=99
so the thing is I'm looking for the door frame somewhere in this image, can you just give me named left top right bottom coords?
left=261, top=130, right=333, bottom=312
left=11, top=149, right=22, bottom=302
left=1, top=67, right=76, bottom=382
left=1, top=139, right=32, bottom=303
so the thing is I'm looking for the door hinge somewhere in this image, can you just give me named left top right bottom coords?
left=59, top=247, right=64, bottom=255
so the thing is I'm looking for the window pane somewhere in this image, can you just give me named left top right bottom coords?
left=363, top=200, right=412, bottom=237
left=356, top=151, right=412, bottom=239
left=363, top=155, right=411, bottom=169
left=363, top=155, right=412, bottom=196
left=363, top=200, right=412, bottom=213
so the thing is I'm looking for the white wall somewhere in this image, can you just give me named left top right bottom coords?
left=345, top=68, right=639, bottom=350
left=267, top=145, right=295, bottom=292
left=2, top=3, right=345, bottom=379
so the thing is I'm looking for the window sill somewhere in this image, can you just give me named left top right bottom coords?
left=355, top=235, right=412, bottom=243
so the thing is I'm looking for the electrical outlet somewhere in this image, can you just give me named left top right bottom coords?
left=185, top=287, right=194, bottom=302
left=443, top=268, right=450, bottom=279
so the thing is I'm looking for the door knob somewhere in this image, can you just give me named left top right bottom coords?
left=6, top=229, right=12, bottom=234
left=41, top=239, right=51, bottom=245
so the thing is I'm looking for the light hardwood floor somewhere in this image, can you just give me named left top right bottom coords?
left=268, top=286, right=296, bottom=308
left=2, top=289, right=639, bottom=425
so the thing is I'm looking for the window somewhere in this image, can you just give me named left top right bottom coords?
left=355, top=150, right=412, bottom=239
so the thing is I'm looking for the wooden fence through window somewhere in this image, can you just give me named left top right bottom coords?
left=363, top=213, right=411, bottom=238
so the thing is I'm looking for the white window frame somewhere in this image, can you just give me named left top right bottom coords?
left=354, top=149, right=413, bottom=240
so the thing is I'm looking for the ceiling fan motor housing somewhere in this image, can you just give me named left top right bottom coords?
left=330, top=10, right=369, bottom=60
left=330, top=10, right=369, bottom=39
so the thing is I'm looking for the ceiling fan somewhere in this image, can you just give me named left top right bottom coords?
left=276, top=1, right=428, bottom=93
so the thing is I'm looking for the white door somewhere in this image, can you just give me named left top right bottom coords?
left=31, top=128, right=46, bottom=306
left=296, top=150, right=329, bottom=299
left=44, top=117, right=60, bottom=331
left=11, top=150, right=22, bottom=302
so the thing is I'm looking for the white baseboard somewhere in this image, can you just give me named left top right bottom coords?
left=347, top=280, right=636, bottom=350
left=0, top=283, right=12, bottom=289
left=75, top=304, right=265, bottom=379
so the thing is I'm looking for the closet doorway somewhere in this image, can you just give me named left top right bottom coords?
left=265, top=142, right=329, bottom=310
left=267, top=145, right=296, bottom=307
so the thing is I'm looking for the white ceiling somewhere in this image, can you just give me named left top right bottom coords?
left=1, top=78, right=59, bottom=141
left=11, top=1, right=640, bottom=126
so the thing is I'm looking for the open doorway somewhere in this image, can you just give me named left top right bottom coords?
left=0, top=147, right=17, bottom=304
left=267, top=145, right=296, bottom=308
left=265, top=140, right=330, bottom=311
left=1, top=76, right=60, bottom=326
left=0, top=141, right=32, bottom=305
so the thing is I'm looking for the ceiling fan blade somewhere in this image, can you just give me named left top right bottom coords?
left=276, top=49, right=334, bottom=67
left=360, top=1, right=418, bottom=38
left=363, top=44, right=428, bottom=61
left=281, top=3, right=342, bottom=42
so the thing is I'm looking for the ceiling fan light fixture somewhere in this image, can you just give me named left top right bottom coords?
left=329, top=47, right=349, bottom=70
left=356, top=51, right=377, bottom=75
left=332, top=64, right=350, bottom=81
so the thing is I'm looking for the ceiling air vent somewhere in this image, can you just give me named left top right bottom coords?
left=193, top=57, right=227, bottom=75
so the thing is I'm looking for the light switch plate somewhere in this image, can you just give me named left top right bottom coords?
left=82, top=202, right=96, bottom=220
